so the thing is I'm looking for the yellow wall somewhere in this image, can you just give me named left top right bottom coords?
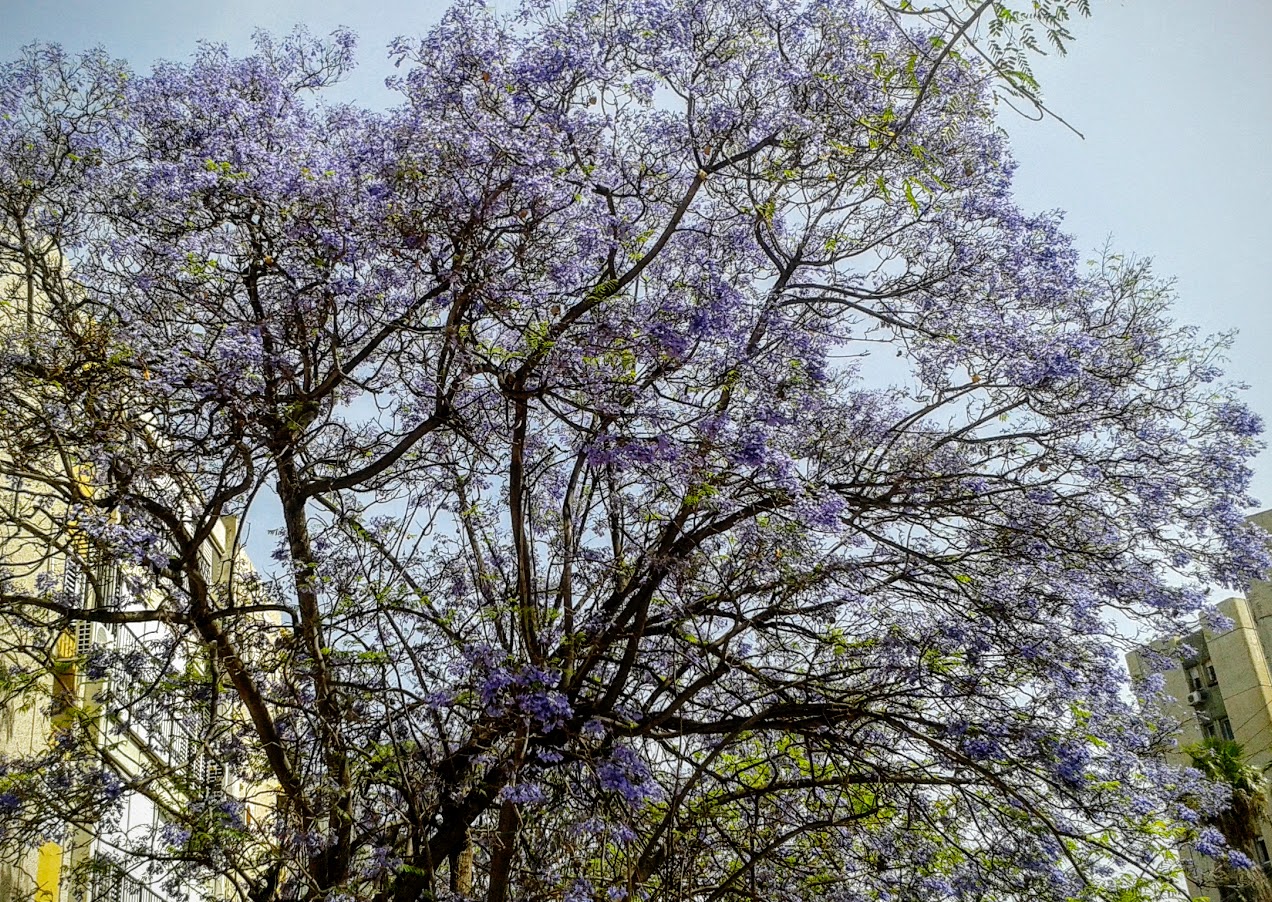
left=34, top=842, right=60, bottom=902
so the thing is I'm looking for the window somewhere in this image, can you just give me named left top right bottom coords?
left=63, top=552, right=120, bottom=610
left=1203, top=722, right=1217, bottom=739
left=1256, top=837, right=1269, bottom=864
left=1206, top=663, right=1218, bottom=686
left=1188, top=667, right=1204, bottom=691
left=1219, top=717, right=1235, bottom=741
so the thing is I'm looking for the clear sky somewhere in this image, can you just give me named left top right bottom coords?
left=3, top=0, right=1270, bottom=507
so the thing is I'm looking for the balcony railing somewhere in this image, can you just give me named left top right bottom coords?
left=88, top=861, right=170, bottom=902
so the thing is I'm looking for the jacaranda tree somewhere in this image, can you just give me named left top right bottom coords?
left=0, top=0, right=1266, bottom=899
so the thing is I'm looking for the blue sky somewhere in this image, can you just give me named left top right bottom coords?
left=3, top=0, right=1270, bottom=507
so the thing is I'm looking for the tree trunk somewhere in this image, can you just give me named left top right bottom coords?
left=450, top=830, right=474, bottom=897
left=486, top=801, right=520, bottom=902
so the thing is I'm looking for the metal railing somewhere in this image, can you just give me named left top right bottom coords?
left=88, top=861, right=170, bottom=902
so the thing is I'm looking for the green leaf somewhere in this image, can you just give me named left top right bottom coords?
left=904, top=180, right=920, bottom=215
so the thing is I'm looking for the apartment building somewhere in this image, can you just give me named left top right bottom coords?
left=0, top=251, right=270, bottom=900
left=1126, top=509, right=1272, bottom=894
left=0, top=512, right=252, bottom=902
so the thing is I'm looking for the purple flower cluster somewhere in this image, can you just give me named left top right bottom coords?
left=597, top=746, right=662, bottom=806
left=463, top=645, right=573, bottom=731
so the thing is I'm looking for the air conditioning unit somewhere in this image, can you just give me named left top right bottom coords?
left=74, top=621, right=114, bottom=656
left=1188, top=690, right=1208, bottom=705
left=56, top=621, right=113, bottom=660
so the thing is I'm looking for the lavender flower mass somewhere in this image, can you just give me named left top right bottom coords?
left=0, top=0, right=1265, bottom=899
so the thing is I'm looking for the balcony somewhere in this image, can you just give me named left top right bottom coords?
left=87, top=860, right=171, bottom=902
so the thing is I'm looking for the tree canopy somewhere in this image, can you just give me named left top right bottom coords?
left=0, top=0, right=1266, bottom=900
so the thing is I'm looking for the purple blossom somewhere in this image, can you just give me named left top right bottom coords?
left=597, top=746, right=662, bottom=806
left=160, top=824, right=192, bottom=849
left=1194, top=826, right=1228, bottom=858
left=1228, top=850, right=1257, bottom=870
left=1218, top=401, right=1263, bottom=438
left=499, top=782, right=548, bottom=805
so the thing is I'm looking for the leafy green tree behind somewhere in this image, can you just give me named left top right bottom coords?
left=1187, top=738, right=1272, bottom=901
